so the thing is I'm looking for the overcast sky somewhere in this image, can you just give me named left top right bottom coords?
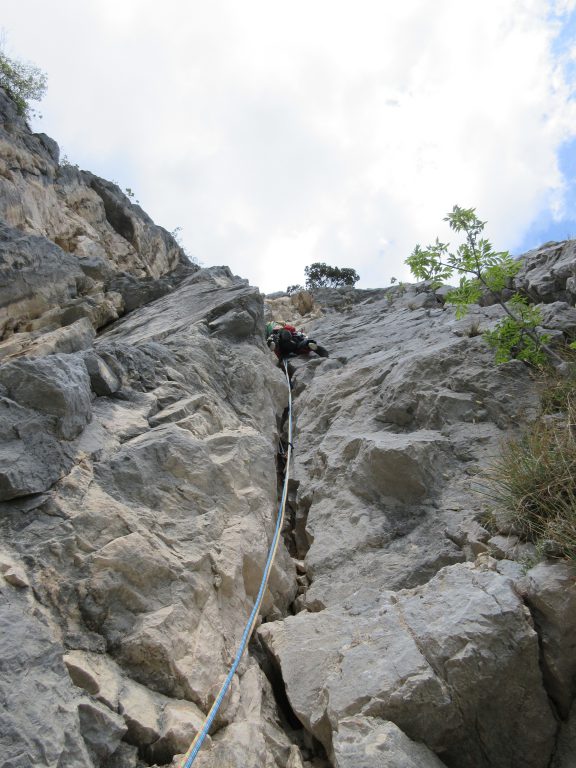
left=3, top=1, right=576, bottom=293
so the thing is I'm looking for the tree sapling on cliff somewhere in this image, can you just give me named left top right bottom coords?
left=406, top=205, right=561, bottom=367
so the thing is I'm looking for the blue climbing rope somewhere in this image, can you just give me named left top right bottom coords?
left=180, top=359, right=293, bottom=766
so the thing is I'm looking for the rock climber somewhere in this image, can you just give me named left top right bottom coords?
left=265, top=320, right=329, bottom=360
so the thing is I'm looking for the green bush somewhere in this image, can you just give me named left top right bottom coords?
left=304, top=262, right=360, bottom=290
left=0, top=50, right=47, bottom=119
left=406, top=206, right=560, bottom=367
left=484, top=296, right=550, bottom=366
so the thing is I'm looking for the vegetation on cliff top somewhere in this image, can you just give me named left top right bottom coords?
left=287, top=263, right=360, bottom=294
left=0, top=48, right=47, bottom=120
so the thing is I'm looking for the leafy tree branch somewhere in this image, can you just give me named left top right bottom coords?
left=406, top=206, right=562, bottom=367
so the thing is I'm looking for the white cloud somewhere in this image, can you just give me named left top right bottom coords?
left=3, top=0, right=576, bottom=291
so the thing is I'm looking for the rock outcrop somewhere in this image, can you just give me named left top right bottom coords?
left=0, top=87, right=197, bottom=359
left=1, top=82, right=575, bottom=768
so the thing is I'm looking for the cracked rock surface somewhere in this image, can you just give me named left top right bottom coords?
left=1, top=80, right=576, bottom=767
left=260, top=275, right=576, bottom=768
left=0, top=266, right=298, bottom=767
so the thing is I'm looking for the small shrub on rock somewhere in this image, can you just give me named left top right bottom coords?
left=406, top=206, right=560, bottom=367
left=487, top=382, right=576, bottom=561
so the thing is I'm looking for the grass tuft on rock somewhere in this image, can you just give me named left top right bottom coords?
left=486, top=375, right=576, bottom=561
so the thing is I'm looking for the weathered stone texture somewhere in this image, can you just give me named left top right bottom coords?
left=333, top=716, right=446, bottom=768
left=0, top=87, right=197, bottom=354
left=0, top=261, right=296, bottom=766
left=259, top=564, right=556, bottom=768
left=519, top=562, right=576, bottom=718
left=1, top=80, right=576, bottom=768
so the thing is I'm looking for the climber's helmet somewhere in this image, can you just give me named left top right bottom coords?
left=266, top=321, right=283, bottom=336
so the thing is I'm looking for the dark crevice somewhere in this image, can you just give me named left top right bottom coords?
left=249, top=634, right=331, bottom=767
left=250, top=634, right=302, bottom=731
left=521, top=597, right=566, bottom=719
left=253, top=365, right=330, bottom=765
left=277, top=423, right=312, bottom=562
left=519, top=597, right=564, bottom=768
left=274, top=367, right=314, bottom=616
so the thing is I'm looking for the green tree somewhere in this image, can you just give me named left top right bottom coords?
left=406, top=206, right=560, bottom=366
left=304, top=262, right=360, bottom=290
left=0, top=49, right=47, bottom=120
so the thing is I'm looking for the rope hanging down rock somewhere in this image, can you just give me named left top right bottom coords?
left=180, top=358, right=294, bottom=767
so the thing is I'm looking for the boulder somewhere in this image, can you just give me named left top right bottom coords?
left=537, top=301, right=576, bottom=336
left=83, top=350, right=121, bottom=396
left=259, top=564, right=556, bottom=768
left=518, top=562, right=576, bottom=718
left=77, top=698, right=127, bottom=763
left=0, top=353, right=93, bottom=500
left=0, top=353, right=92, bottom=439
left=515, top=241, right=576, bottom=303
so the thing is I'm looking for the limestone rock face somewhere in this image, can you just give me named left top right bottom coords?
left=259, top=564, right=556, bottom=768
left=332, top=716, right=447, bottom=768
left=1, top=81, right=576, bottom=768
left=262, top=277, right=576, bottom=767
left=519, top=562, right=576, bottom=718
left=515, top=240, right=576, bottom=303
left=0, top=87, right=197, bottom=350
left=285, top=290, right=538, bottom=613
left=0, top=254, right=297, bottom=765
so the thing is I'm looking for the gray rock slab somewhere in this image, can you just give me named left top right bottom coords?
left=0, top=353, right=92, bottom=439
left=82, top=350, right=121, bottom=395
left=518, top=562, right=576, bottom=718
left=0, top=353, right=93, bottom=499
left=0, top=588, right=91, bottom=767
left=259, top=563, right=556, bottom=768
left=0, top=396, right=77, bottom=500
left=78, top=698, right=127, bottom=763
left=552, top=703, right=576, bottom=768
left=333, top=716, right=446, bottom=768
